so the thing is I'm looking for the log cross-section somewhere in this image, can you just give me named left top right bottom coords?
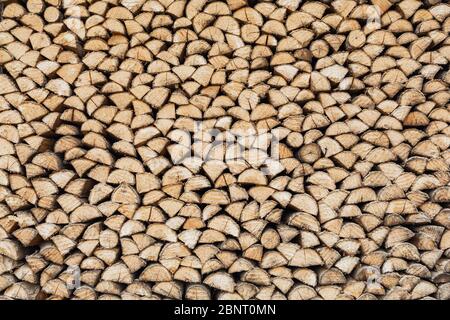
left=0, top=0, right=449, bottom=301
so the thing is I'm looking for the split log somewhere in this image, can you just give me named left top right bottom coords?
left=0, top=0, right=448, bottom=301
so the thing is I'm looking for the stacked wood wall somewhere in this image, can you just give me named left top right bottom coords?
left=0, top=0, right=449, bottom=300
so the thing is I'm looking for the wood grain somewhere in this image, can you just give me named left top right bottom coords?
left=0, top=0, right=449, bottom=300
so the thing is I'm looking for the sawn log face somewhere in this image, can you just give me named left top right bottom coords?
left=0, top=0, right=449, bottom=300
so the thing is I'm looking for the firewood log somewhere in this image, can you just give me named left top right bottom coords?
left=0, top=0, right=448, bottom=301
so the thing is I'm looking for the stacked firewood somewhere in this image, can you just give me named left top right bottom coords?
left=0, top=0, right=449, bottom=300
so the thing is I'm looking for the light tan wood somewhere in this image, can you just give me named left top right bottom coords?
left=0, top=0, right=448, bottom=301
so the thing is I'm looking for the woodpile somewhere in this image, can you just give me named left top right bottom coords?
left=0, top=0, right=449, bottom=300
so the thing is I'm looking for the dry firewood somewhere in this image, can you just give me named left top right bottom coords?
left=0, top=0, right=448, bottom=301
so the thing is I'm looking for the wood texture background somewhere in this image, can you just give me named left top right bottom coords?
left=0, top=0, right=449, bottom=300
